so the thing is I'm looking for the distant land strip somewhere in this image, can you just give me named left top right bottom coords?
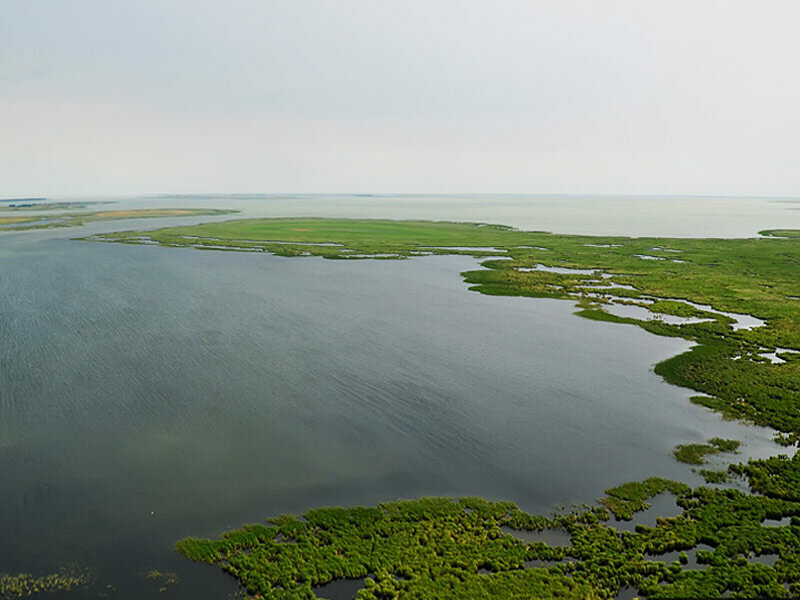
left=0, top=207, right=237, bottom=231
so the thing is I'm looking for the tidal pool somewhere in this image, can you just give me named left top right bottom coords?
left=0, top=218, right=785, bottom=598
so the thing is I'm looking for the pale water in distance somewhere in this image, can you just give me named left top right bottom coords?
left=23, top=193, right=800, bottom=238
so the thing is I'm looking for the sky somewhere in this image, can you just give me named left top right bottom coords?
left=1, top=1, right=799, bottom=197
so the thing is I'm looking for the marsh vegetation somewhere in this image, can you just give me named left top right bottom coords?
left=175, top=481, right=800, bottom=599
left=86, top=217, right=800, bottom=598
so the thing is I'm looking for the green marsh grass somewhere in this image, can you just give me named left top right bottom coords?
left=83, top=218, right=800, bottom=599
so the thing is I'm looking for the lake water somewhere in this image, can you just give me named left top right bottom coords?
left=0, top=195, right=791, bottom=598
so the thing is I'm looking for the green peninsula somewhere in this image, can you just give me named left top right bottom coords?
left=84, top=218, right=800, bottom=599
left=86, top=218, right=800, bottom=436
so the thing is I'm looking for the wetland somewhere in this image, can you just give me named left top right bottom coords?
left=2, top=195, right=800, bottom=599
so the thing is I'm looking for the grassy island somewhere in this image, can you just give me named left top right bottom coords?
left=83, top=217, right=800, bottom=598
left=673, top=438, right=741, bottom=465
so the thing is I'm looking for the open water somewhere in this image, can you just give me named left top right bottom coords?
left=1, top=194, right=795, bottom=598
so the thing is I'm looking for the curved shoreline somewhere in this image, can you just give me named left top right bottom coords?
left=73, top=217, right=800, bottom=598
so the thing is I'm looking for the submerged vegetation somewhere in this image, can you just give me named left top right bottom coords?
left=0, top=207, right=236, bottom=231
left=83, top=217, right=800, bottom=598
left=0, top=567, right=89, bottom=598
left=145, top=570, right=180, bottom=593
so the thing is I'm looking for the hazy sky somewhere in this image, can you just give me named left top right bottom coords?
left=2, top=1, right=799, bottom=196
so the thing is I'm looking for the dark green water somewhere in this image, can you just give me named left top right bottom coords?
left=0, top=197, right=787, bottom=598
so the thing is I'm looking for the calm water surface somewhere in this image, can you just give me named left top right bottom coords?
left=0, top=195, right=790, bottom=598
